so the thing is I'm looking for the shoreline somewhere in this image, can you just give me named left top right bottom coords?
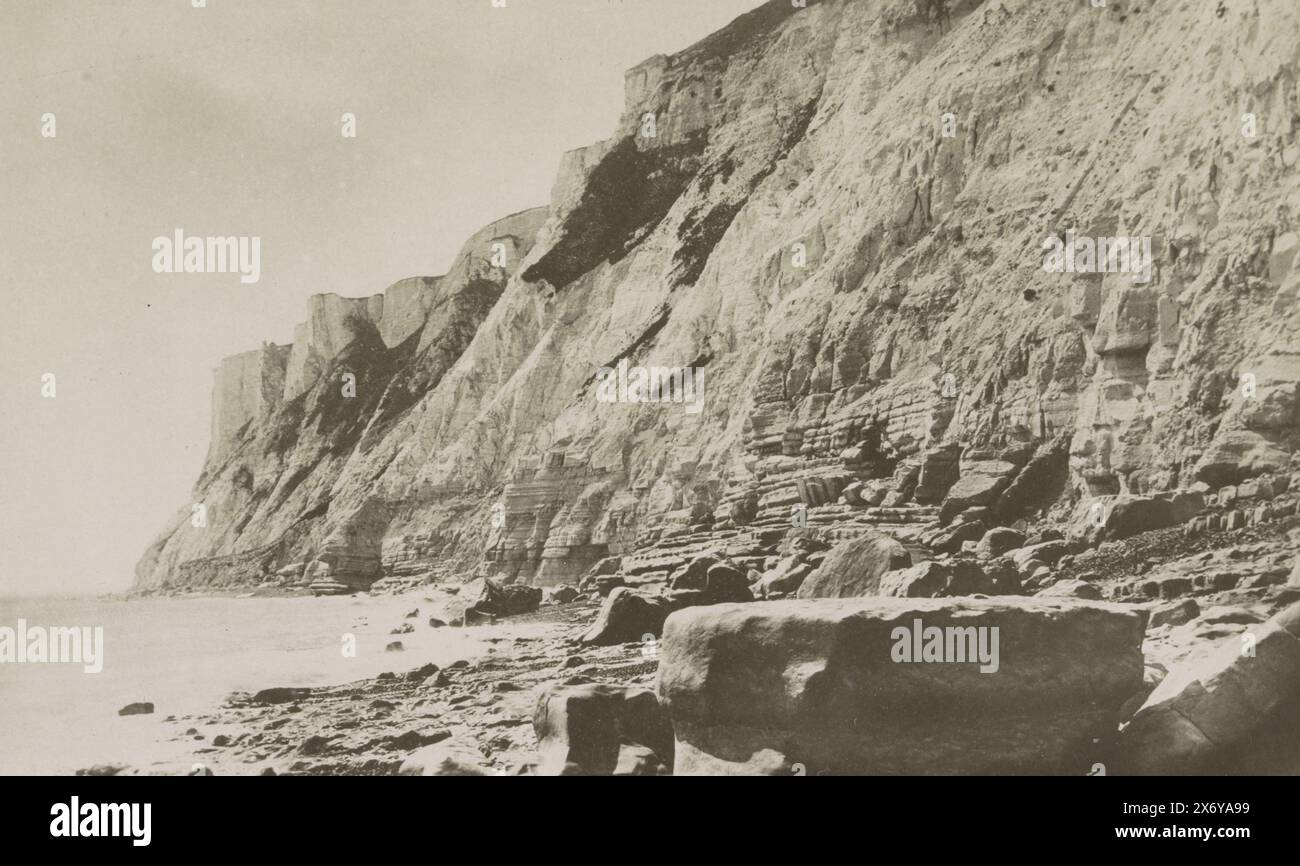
left=62, top=593, right=616, bottom=777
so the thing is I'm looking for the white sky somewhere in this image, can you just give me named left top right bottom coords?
left=0, top=0, right=768, bottom=596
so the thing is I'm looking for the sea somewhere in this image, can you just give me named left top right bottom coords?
left=0, top=593, right=520, bottom=775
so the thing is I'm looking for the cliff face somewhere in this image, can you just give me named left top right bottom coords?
left=137, top=0, right=1300, bottom=593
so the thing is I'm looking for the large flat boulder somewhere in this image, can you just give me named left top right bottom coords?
left=656, top=597, right=1145, bottom=775
left=795, top=530, right=911, bottom=599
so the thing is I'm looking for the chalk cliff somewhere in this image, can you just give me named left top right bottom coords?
left=137, top=0, right=1300, bottom=594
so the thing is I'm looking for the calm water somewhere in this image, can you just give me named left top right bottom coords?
left=0, top=594, right=535, bottom=775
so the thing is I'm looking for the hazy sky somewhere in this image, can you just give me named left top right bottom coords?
left=0, top=0, right=768, bottom=597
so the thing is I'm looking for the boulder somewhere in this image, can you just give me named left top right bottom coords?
left=1025, top=528, right=1064, bottom=546
left=878, top=560, right=991, bottom=598
left=532, top=684, right=673, bottom=776
left=975, top=528, right=1026, bottom=559
left=463, top=577, right=542, bottom=617
left=657, top=597, right=1146, bottom=774
left=668, top=553, right=722, bottom=591
left=703, top=563, right=752, bottom=603
left=117, top=702, right=154, bottom=717
left=796, top=530, right=911, bottom=599
left=925, top=520, right=985, bottom=555
left=431, top=597, right=493, bottom=627
left=754, top=556, right=815, bottom=598
left=984, top=558, right=1023, bottom=595
left=1009, top=540, right=1070, bottom=570
left=580, top=588, right=675, bottom=646
left=251, top=687, right=312, bottom=706
left=1117, top=600, right=1300, bottom=774
left=939, top=460, right=1019, bottom=524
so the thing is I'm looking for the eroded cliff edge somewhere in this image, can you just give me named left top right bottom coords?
left=137, top=0, right=1300, bottom=595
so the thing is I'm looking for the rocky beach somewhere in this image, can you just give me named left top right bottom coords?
left=95, top=0, right=1300, bottom=775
